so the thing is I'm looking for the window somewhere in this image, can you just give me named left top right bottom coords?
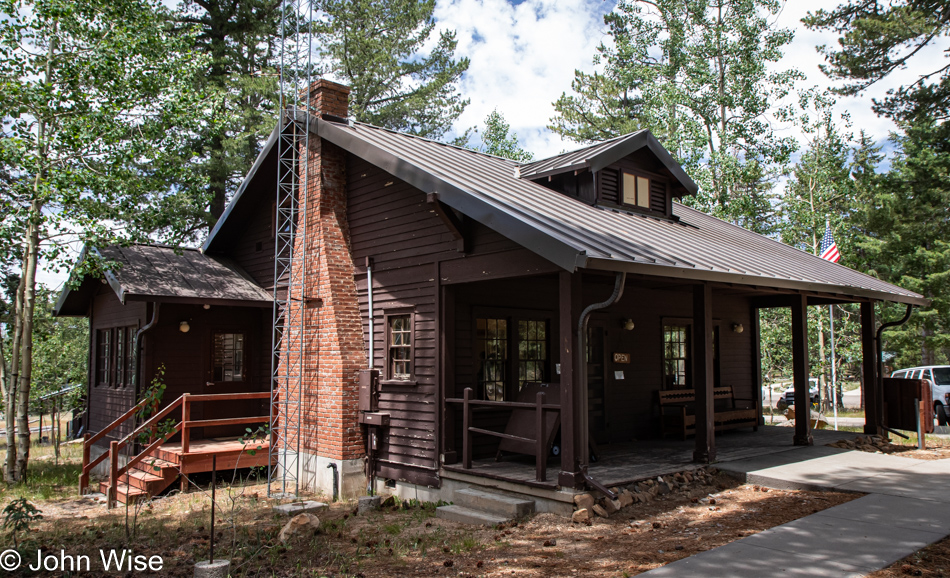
left=116, top=327, right=125, bottom=386
left=387, top=315, right=412, bottom=380
left=663, top=325, right=689, bottom=389
left=518, top=320, right=547, bottom=389
left=96, top=329, right=111, bottom=387
left=476, top=318, right=507, bottom=400
left=123, top=327, right=134, bottom=387
left=213, top=333, right=245, bottom=382
left=622, top=172, right=650, bottom=209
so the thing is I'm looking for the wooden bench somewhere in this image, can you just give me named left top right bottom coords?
left=658, top=386, right=758, bottom=440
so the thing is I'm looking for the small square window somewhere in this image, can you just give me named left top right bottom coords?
left=622, top=172, right=650, bottom=209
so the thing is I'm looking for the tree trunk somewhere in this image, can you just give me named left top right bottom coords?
left=5, top=274, right=24, bottom=482
left=13, top=200, right=42, bottom=482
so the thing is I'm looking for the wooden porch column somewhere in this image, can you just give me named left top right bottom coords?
left=692, top=283, right=716, bottom=463
left=440, top=281, right=457, bottom=464
left=791, top=294, right=813, bottom=446
left=558, top=271, right=583, bottom=488
left=861, top=301, right=880, bottom=435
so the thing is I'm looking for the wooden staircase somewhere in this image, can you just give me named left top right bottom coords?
left=80, top=392, right=273, bottom=507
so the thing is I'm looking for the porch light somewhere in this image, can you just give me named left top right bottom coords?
left=179, top=320, right=191, bottom=333
left=732, top=323, right=744, bottom=333
left=623, top=319, right=635, bottom=331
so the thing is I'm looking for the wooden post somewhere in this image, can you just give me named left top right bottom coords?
left=181, top=393, right=191, bottom=454
left=791, top=294, right=813, bottom=446
left=440, top=282, right=458, bottom=464
left=108, top=440, right=119, bottom=509
left=535, top=391, right=547, bottom=482
left=462, top=388, right=472, bottom=469
left=693, top=283, right=716, bottom=462
left=558, top=271, right=583, bottom=488
left=752, top=306, right=764, bottom=427
left=79, top=433, right=91, bottom=494
left=861, top=301, right=880, bottom=435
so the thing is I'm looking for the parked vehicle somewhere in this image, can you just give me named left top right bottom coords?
left=776, top=378, right=819, bottom=411
left=890, top=366, right=950, bottom=426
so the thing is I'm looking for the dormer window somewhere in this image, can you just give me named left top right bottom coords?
left=622, top=172, right=651, bottom=209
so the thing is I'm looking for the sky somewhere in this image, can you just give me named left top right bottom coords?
left=433, top=0, right=946, bottom=159
left=36, top=0, right=946, bottom=290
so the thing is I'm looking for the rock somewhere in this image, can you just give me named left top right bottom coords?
left=707, top=467, right=718, bottom=475
left=592, top=504, right=609, bottom=518
left=572, top=508, right=592, bottom=523
left=684, top=472, right=693, bottom=482
left=573, top=493, right=595, bottom=510
left=278, top=513, right=320, bottom=544
left=273, top=501, right=327, bottom=517
left=357, top=495, right=381, bottom=515
left=603, top=498, right=622, bottom=514
left=656, top=483, right=671, bottom=496
left=380, top=495, right=396, bottom=508
left=543, top=539, right=557, bottom=547
left=618, top=490, right=634, bottom=508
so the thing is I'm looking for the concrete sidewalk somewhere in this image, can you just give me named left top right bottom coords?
left=640, top=446, right=950, bottom=577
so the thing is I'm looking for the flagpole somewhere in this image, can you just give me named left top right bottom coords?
left=830, top=303, right=838, bottom=430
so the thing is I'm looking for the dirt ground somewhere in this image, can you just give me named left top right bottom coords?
left=827, top=434, right=950, bottom=460
left=5, top=471, right=858, bottom=578
left=871, top=536, right=950, bottom=577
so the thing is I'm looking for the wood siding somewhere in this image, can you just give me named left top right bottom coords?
left=347, top=154, right=559, bottom=487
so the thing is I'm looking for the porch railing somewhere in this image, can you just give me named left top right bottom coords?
left=79, top=391, right=271, bottom=506
left=445, top=387, right=560, bottom=483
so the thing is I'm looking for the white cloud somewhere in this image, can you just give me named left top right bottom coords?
left=439, top=0, right=949, bottom=159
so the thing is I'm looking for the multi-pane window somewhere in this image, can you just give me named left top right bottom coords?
left=388, top=316, right=412, bottom=380
left=476, top=318, right=508, bottom=401
left=213, top=333, right=245, bottom=382
left=622, top=172, right=651, bottom=209
left=96, top=329, right=112, bottom=387
left=663, top=325, right=689, bottom=389
left=96, top=326, right=135, bottom=387
left=518, top=320, right=547, bottom=389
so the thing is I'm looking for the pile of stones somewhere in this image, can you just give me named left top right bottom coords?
left=827, top=435, right=901, bottom=454
left=571, top=467, right=722, bottom=523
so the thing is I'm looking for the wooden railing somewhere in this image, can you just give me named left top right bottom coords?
left=445, top=387, right=560, bottom=483
left=79, top=391, right=271, bottom=506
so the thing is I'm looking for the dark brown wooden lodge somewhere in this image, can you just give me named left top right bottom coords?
left=58, top=79, right=927, bottom=509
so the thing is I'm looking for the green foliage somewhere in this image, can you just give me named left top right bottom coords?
left=27, top=287, right=87, bottom=409
left=478, top=110, right=533, bottom=162
left=316, top=0, right=470, bottom=140
left=2, top=497, right=42, bottom=547
left=550, top=0, right=802, bottom=233
left=804, top=0, right=950, bottom=122
left=136, top=364, right=176, bottom=445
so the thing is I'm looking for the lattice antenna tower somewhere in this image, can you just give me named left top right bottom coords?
left=269, top=0, right=314, bottom=498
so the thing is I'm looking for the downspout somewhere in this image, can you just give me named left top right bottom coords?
left=577, top=272, right=626, bottom=498
left=367, top=258, right=374, bottom=368
left=132, top=302, right=160, bottom=400
left=875, top=303, right=914, bottom=435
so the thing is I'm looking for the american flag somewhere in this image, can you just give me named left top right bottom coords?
left=819, top=223, right=841, bottom=263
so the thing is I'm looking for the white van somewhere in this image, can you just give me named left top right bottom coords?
left=890, top=366, right=950, bottom=425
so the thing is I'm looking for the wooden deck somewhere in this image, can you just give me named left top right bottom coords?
left=155, top=437, right=274, bottom=474
left=443, top=425, right=849, bottom=489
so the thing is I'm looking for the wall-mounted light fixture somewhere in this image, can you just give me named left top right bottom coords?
left=179, top=320, right=191, bottom=333
left=202, top=304, right=211, bottom=310
left=732, top=323, right=744, bottom=334
left=623, top=319, right=635, bottom=331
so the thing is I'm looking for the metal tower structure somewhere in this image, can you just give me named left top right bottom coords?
left=268, top=0, right=314, bottom=498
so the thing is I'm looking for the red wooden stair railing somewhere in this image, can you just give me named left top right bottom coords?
left=79, top=392, right=271, bottom=507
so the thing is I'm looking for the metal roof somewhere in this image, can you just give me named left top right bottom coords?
left=55, top=245, right=272, bottom=315
left=516, top=130, right=698, bottom=196
left=308, top=115, right=926, bottom=306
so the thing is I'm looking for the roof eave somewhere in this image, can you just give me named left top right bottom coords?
left=584, top=257, right=931, bottom=306
left=122, top=294, right=272, bottom=308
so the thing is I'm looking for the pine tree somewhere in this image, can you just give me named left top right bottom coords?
left=316, top=0, right=470, bottom=140
left=549, top=0, right=802, bottom=232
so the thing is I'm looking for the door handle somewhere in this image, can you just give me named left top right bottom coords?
left=206, top=382, right=214, bottom=387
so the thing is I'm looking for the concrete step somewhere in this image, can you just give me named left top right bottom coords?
left=435, top=505, right=508, bottom=526
left=453, top=487, right=535, bottom=518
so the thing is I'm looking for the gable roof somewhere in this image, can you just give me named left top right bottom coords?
left=55, top=244, right=272, bottom=315
left=516, top=130, right=698, bottom=196
left=204, top=111, right=928, bottom=306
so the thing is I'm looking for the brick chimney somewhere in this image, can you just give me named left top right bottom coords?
left=294, top=79, right=367, bottom=497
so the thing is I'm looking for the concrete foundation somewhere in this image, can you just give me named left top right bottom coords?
left=297, top=451, right=366, bottom=499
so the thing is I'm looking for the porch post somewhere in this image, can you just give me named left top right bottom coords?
left=692, top=283, right=716, bottom=462
left=861, top=301, right=880, bottom=435
left=791, top=293, right=813, bottom=446
left=558, top=271, right=583, bottom=488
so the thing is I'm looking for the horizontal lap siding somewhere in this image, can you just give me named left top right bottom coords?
left=347, top=154, right=545, bottom=486
left=88, top=288, right=146, bottom=446
left=229, top=185, right=276, bottom=291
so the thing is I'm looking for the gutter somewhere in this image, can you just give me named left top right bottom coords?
left=132, top=302, right=160, bottom=400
